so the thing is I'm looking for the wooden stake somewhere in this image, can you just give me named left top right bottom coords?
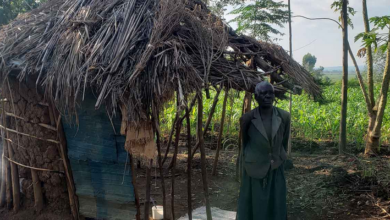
left=288, top=0, right=293, bottom=156
left=288, top=93, right=292, bottom=156
left=170, top=119, right=181, bottom=219
left=163, top=96, right=198, bottom=167
left=161, top=114, right=177, bottom=165
left=171, top=92, right=183, bottom=219
left=5, top=146, right=12, bottom=209
left=212, top=88, right=229, bottom=176
left=8, top=142, right=20, bottom=212
left=190, top=88, right=221, bottom=159
left=0, top=153, right=5, bottom=207
left=129, top=154, right=141, bottom=220
left=144, top=159, right=153, bottom=220
left=151, top=108, right=167, bottom=220
left=1, top=101, right=12, bottom=209
left=0, top=134, right=6, bottom=207
left=31, top=169, right=44, bottom=213
left=49, top=104, right=79, bottom=220
left=236, top=92, right=252, bottom=182
left=197, top=93, right=212, bottom=220
left=185, top=97, right=193, bottom=220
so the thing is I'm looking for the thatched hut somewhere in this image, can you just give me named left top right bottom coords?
left=0, top=0, right=321, bottom=219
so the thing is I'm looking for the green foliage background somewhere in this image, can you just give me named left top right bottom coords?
left=160, top=82, right=390, bottom=150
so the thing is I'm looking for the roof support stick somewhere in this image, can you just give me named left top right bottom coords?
left=197, top=92, right=212, bottom=220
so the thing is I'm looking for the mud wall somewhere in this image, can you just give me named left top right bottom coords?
left=2, top=77, right=69, bottom=210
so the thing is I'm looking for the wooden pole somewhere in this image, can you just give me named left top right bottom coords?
left=129, top=153, right=141, bottom=220
left=168, top=93, right=184, bottom=169
left=197, top=92, right=212, bottom=220
left=0, top=109, right=6, bottom=206
left=1, top=100, right=12, bottom=209
left=31, top=169, right=44, bottom=213
left=49, top=104, right=79, bottom=220
left=171, top=92, right=182, bottom=219
left=5, top=145, right=12, bottom=209
left=151, top=109, right=167, bottom=220
left=212, top=88, right=229, bottom=176
left=288, top=0, right=293, bottom=156
left=236, top=92, right=252, bottom=181
left=235, top=97, right=245, bottom=182
left=0, top=150, right=5, bottom=207
left=7, top=141, right=20, bottom=212
left=163, top=96, right=197, bottom=166
left=190, top=88, right=221, bottom=159
left=144, top=159, right=153, bottom=220
left=161, top=114, right=177, bottom=165
left=185, top=97, right=193, bottom=220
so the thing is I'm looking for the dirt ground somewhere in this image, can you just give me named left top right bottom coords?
left=1, top=136, right=389, bottom=220
left=135, top=136, right=390, bottom=220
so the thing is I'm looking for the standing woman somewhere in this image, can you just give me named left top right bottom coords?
left=237, top=81, right=290, bottom=220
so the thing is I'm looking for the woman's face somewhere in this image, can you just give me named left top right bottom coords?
left=255, top=83, right=275, bottom=108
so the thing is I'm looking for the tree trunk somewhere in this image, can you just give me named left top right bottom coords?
left=339, top=0, right=349, bottom=154
left=366, top=30, right=390, bottom=154
left=212, top=88, right=229, bottom=176
left=362, top=0, right=375, bottom=108
left=364, top=114, right=377, bottom=155
left=31, top=169, right=44, bottom=213
left=197, top=93, right=213, bottom=220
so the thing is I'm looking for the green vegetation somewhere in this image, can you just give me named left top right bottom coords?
left=278, top=81, right=390, bottom=149
left=160, top=81, right=390, bottom=151
left=0, top=0, right=47, bottom=25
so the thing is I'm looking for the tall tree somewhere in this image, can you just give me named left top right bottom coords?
left=339, top=0, right=349, bottom=154
left=294, top=2, right=389, bottom=155
left=362, top=0, right=375, bottom=108
left=229, top=0, right=289, bottom=41
left=356, top=16, right=390, bottom=154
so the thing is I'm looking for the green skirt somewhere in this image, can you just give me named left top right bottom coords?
left=237, top=165, right=287, bottom=220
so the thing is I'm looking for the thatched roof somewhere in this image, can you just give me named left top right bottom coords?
left=0, top=0, right=321, bottom=125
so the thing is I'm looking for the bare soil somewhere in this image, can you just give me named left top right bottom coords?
left=1, top=136, right=389, bottom=220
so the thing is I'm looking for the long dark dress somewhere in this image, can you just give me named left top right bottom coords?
left=237, top=107, right=290, bottom=220
left=237, top=165, right=287, bottom=220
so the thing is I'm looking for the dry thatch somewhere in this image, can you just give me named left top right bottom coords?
left=0, top=0, right=321, bottom=126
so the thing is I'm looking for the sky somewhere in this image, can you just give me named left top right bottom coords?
left=223, top=0, right=390, bottom=67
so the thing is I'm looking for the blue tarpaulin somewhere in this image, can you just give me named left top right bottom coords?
left=63, top=92, right=136, bottom=220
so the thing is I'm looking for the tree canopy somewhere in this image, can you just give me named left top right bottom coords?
left=229, top=0, right=288, bottom=41
left=302, top=53, right=317, bottom=72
